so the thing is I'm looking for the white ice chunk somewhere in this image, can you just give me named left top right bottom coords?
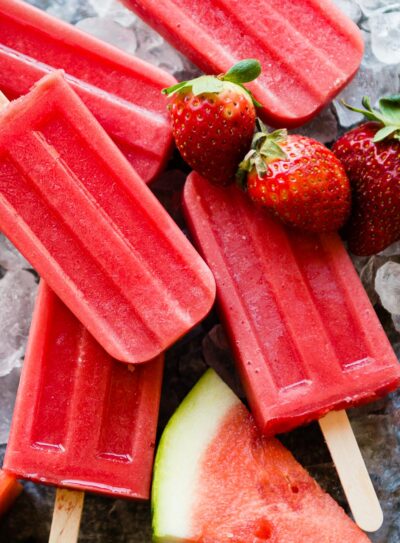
left=0, top=270, right=38, bottom=377
left=132, top=18, right=184, bottom=75
left=375, top=261, right=400, bottom=315
left=0, top=367, right=20, bottom=444
left=334, top=64, right=400, bottom=127
left=76, top=17, right=138, bottom=54
left=332, top=0, right=362, bottom=22
left=378, top=240, right=400, bottom=257
left=88, top=0, right=136, bottom=26
left=356, top=0, right=400, bottom=16
left=369, top=11, right=400, bottom=64
left=0, top=235, right=31, bottom=271
left=334, top=30, right=400, bottom=127
left=46, top=0, right=94, bottom=23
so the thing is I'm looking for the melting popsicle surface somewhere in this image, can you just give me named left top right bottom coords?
left=123, top=0, right=364, bottom=127
left=183, top=173, right=400, bottom=435
left=3, top=283, right=164, bottom=499
left=0, top=73, right=216, bottom=363
left=0, top=0, right=175, bottom=183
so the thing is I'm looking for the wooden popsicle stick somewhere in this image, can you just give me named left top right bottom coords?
left=319, top=410, right=383, bottom=533
left=49, top=489, right=85, bottom=543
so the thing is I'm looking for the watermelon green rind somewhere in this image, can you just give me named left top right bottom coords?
left=151, top=369, right=238, bottom=542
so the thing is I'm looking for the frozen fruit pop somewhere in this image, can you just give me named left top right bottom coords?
left=3, top=282, right=164, bottom=500
left=122, top=0, right=364, bottom=127
left=183, top=173, right=400, bottom=435
left=0, top=471, right=22, bottom=517
left=0, top=0, right=175, bottom=183
left=184, top=173, right=400, bottom=531
left=0, top=74, right=215, bottom=364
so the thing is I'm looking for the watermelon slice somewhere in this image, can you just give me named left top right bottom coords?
left=152, top=369, right=371, bottom=543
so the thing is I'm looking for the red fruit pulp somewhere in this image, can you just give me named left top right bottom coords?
left=192, top=403, right=370, bottom=542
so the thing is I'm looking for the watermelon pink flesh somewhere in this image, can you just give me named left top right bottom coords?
left=192, top=404, right=370, bottom=543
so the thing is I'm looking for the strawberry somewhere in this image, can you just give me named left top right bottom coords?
left=237, top=121, right=351, bottom=233
left=162, top=60, right=260, bottom=186
left=332, top=96, right=400, bottom=256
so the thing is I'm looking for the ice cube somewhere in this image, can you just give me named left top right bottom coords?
left=375, top=261, right=400, bottom=315
left=88, top=0, right=115, bottom=17
left=379, top=240, right=400, bottom=257
left=359, top=256, right=380, bottom=306
left=356, top=0, right=400, bottom=16
left=0, top=270, right=38, bottom=377
left=369, top=11, right=400, bottom=64
left=135, top=36, right=184, bottom=75
left=88, top=0, right=137, bottom=27
left=332, top=0, right=362, bottom=22
left=0, top=235, right=31, bottom=271
left=76, top=17, right=137, bottom=54
left=334, top=62, right=400, bottom=127
left=334, top=29, right=400, bottom=127
left=45, top=0, right=95, bottom=24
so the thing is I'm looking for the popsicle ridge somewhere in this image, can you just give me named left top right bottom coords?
left=0, top=74, right=216, bottom=363
left=124, top=0, right=364, bottom=126
left=0, top=0, right=176, bottom=182
left=4, top=283, right=164, bottom=499
left=190, top=0, right=347, bottom=99
left=183, top=173, right=400, bottom=434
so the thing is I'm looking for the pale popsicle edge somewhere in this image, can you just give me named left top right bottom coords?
left=319, top=411, right=383, bottom=532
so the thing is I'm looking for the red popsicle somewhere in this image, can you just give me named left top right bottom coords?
left=0, top=471, right=22, bottom=517
left=3, top=282, right=164, bottom=499
left=0, top=0, right=175, bottom=183
left=183, top=173, right=400, bottom=435
left=122, top=0, right=364, bottom=127
left=183, top=172, right=399, bottom=531
left=0, top=74, right=215, bottom=364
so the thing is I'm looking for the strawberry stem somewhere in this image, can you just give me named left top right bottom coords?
left=236, top=119, right=288, bottom=189
left=342, top=95, right=400, bottom=142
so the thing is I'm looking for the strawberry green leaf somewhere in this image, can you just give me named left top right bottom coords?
left=222, top=59, right=262, bottom=84
left=373, top=125, right=399, bottom=142
left=341, top=99, right=382, bottom=122
left=341, top=95, right=400, bottom=135
left=162, top=81, right=190, bottom=96
left=256, top=118, right=269, bottom=133
left=378, top=95, right=400, bottom=125
left=259, top=139, right=287, bottom=161
left=191, top=76, right=224, bottom=95
left=236, top=122, right=288, bottom=188
left=254, top=155, right=268, bottom=178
